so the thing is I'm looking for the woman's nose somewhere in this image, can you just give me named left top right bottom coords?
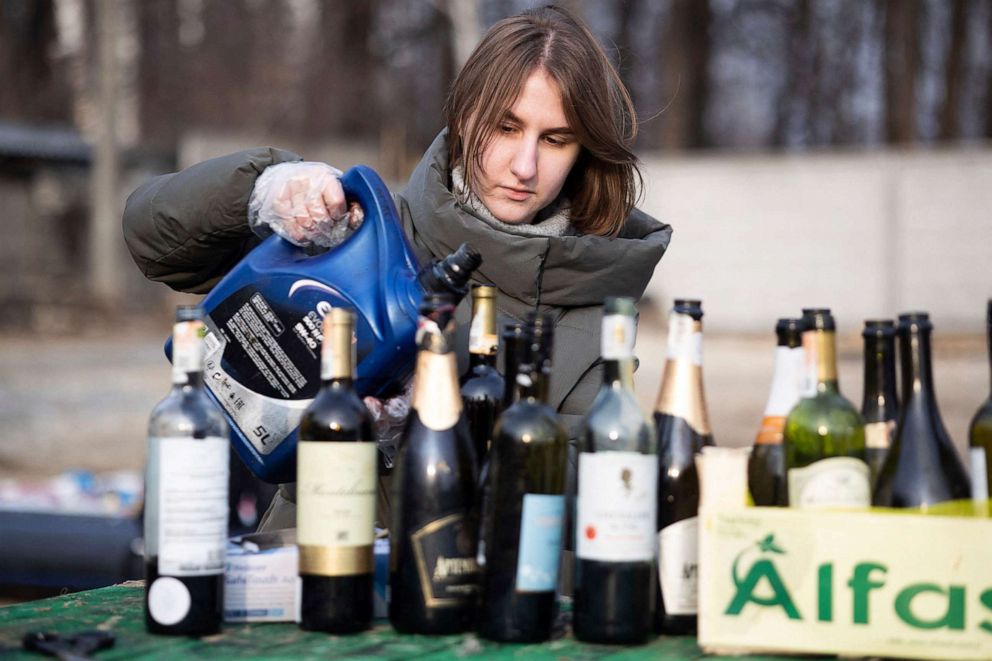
left=509, top=139, right=538, bottom=182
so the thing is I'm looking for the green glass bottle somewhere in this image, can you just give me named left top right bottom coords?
left=861, top=320, right=899, bottom=486
left=460, top=285, right=504, bottom=464
left=476, top=314, right=568, bottom=643
left=969, top=299, right=992, bottom=504
left=573, top=297, right=657, bottom=645
left=784, top=309, right=870, bottom=508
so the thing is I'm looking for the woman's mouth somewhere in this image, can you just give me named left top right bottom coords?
left=501, top=186, right=533, bottom=202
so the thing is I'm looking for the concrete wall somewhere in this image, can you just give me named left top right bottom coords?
left=640, top=148, right=992, bottom=333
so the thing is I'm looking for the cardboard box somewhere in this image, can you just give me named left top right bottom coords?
left=225, top=530, right=300, bottom=623
left=696, top=450, right=992, bottom=660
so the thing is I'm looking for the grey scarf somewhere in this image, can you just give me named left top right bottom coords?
left=450, top=166, right=575, bottom=237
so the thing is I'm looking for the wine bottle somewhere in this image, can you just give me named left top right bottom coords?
left=389, top=293, right=480, bottom=634
left=654, top=299, right=713, bottom=635
left=297, top=307, right=376, bottom=633
left=784, top=309, right=869, bottom=509
left=477, top=314, right=567, bottom=643
left=873, top=313, right=971, bottom=508
left=460, top=285, right=504, bottom=464
left=749, top=318, right=803, bottom=507
left=144, top=306, right=229, bottom=636
left=573, top=298, right=657, bottom=644
left=861, top=319, right=899, bottom=484
left=969, top=300, right=992, bottom=504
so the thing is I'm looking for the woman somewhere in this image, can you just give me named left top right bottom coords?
left=123, top=5, right=672, bottom=530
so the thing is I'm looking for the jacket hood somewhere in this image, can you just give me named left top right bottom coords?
left=399, top=132, right=673, bottom=310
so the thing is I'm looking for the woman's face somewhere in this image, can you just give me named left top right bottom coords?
left=472, top=69, right=581, bottom=225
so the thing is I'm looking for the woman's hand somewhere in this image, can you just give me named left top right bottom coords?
left=248, top=161, right=364, bottom=248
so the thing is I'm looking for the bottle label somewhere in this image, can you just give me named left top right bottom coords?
left=601, top=314, right=636, bottom=360
left=576, top=452, right=658, bottom=562
left=788, top=457, right=871, bottom=509
left=152, top=436, right=228, bottom=576
left=411, top=513, right=479, bottom=607
left=971, top=447, right=989, bottom=502
left=515, top=494, right=565, bottom=592
left=297, top=441, right=376, bottom=575
left=864, top=420, right=896, bottom=450
left=657, top=516, right=699, bottom=616
left=172, top=319, right=205, bottom=383
left=754, top=415, right=786, bottom=446
left=147, top=576, right=192, bottom=626
left=763, top=346, right=805, bottom=417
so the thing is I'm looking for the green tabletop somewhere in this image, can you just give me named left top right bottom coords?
left=1, top=583, right=795, bottom=660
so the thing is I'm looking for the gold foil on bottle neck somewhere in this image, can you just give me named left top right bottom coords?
left=803, top=330, right=838, bottom=384
left=410, top=350, right=462, bottom=431
left=468, top=287, right=499, bottom=355
left=654, top=313, right=711, bottom=434
left=321, top=308, right=355, bottom=380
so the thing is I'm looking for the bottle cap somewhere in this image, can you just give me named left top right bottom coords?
left=673, top=298, right=703, bottom=320
left=803, top=309, right=836, bottom=332
left=603, top=296, right=637, bottom=317
left=862, top=319, right=896, bottom=339
left=897, top=311, right=932, bottom=332
left=775, top=318, right=803, bottom=348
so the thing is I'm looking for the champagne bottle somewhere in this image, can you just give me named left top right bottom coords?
left=873, top=313, right=971, bottom=508
left=969, top=299, right=992, bottom=504
left=297, top=308, right=376, bottom=633
left=784, top=309, right=870, bottom=509
left=460, top=285, right=504, bottom=463
left=654, top=299, right=713, bottom=635
left=144, top=306, right=229, bottom=636
left=749, top=318, right=803, bottom=507
left=861, top=319, right=899, bottom=484
left=477, top=314, right=567, bottom=643
left=389, top=294, right=480, bottom=634
left=573, top=298, right=658, bottom=645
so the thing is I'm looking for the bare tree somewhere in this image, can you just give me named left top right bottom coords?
left=939, top=0, right=967, bottom=140
left=657, top=0, right=712, bottom=150
left=884, top=0, right=921, bottom=143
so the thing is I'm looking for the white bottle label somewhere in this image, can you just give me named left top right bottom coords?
left=601, top=314, right=636, bottom=360
left=576, top=452, right=658, bottom=562
left=148, top=576, right=192, bottom=625
left=297, top=441, right=377, bottom=547
left=666, top=315, right=702, bottom=366
left=864, top=420, right=895, bottom=450
left=658, top=516, right=699, bottom=616
left=152, top=436, right=228, bottom=576
left=788, top=457, right=871, bottom=509
left=468, top=310, right=498, bottom=354
left=971, top=447, right=989, bottom=502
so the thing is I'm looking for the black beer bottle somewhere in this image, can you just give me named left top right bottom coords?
left=861, top=319, right=899, bottom=485
left=476, top=313, right=567, bottom=643
left=297, top=308, right=376, bottom=633
left=460, top=285, right=504, bottom=464
left=573, top=298, right=657, bottom=644
left=144, top=306, right=228, bottom=636
left=654, top=299, right=713, bottom=635
left=873, top=313, right=971, bottom=508
left=389, top=294, right=479, bottom=634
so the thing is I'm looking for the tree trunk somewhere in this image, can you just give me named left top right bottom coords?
left=658, top=0, right=712, bottom=150
left=884, top=0, right=920, bottom=144
left=938, top=0, right=967, bottom=141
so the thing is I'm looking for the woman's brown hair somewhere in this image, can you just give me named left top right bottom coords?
left=444, top=5, right=640, bottom=237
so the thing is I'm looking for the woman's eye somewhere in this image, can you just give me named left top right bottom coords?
left=499, top=124, right=515, bottom=134
left=545, top=135, right=568, bottom=146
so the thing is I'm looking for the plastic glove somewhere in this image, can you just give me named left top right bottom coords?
left=248, top=161, right=364, bottom=249
left=364, top=379, right=413, bottom=473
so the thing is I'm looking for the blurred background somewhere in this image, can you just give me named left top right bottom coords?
left=0, top=0, right=990, bottom=602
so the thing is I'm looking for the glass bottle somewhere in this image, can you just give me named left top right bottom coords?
left=969, top=299, right=992, bottom=504
left=873, top=313, right=971, bottom=508
left=749, top=318, right=804, bottom=507
left=654, top=299, right=713, bottom=635
left=297, top=308, right=376, bottom=633
left=861, top=319, right=899, bottom=484
left=784, top=309, right=869, bottom=509
left=573, top=297, right=658, bottom=644
left=144, top=306, right=229, bottom=636
left=460, top=285, right=504, bottom=464
left=389, top=293, right=479, bottom=634
left=476, top=314, right=567, bottom=643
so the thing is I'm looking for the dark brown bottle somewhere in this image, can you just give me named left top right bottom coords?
left=389, top=294, right=479, bottom=634
left=297, top=308, right=376, bottom=634
left=861, top=320, right=899, bottom=485
left=872, top=313, right=971, bottom=508
left=654, top=299, right=713, bottom=635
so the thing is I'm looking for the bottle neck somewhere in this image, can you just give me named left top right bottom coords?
left=172, top=320, right=205, bottom=386
left=320, top=317, right=355, bottom=383
left=861, top=334, right=898, bottom=416
left=900, top=326, right=939, bottom=411
left=802, top=329, right=840, bottom=395
left=468, top=351, right=497, bottom=371
left=174, top=371, right=204, bottom=389
left=511, top=366, right=542, bottom=404
left=410, top=347, right=462, bottom=430
left=602, top=358, right=635, bottom=392
left=763, top=344, right=804, bottom=416
left=653, top=312, right=710, bottom=434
